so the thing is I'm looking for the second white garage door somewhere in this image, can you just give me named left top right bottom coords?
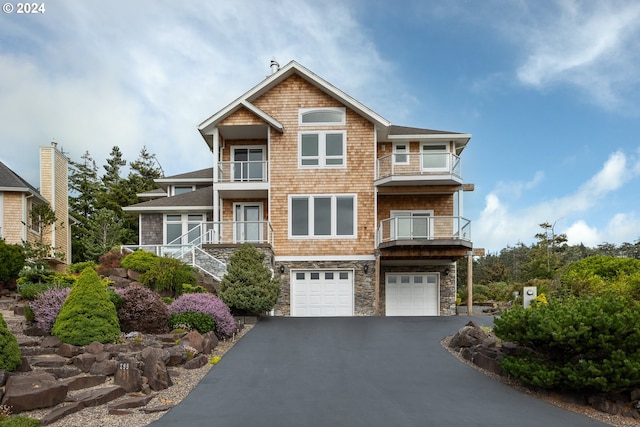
left=386, top=273, right=439, bottom=316
left=291, top=270, right=353, bottom=317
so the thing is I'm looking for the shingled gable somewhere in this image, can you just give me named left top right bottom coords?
left=197, top=60, right=391, bottom=142
left=123, top=186, right=213, bottom=213
left=0, top=161, right=47, bottom=202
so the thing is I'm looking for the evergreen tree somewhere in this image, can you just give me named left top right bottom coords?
left=81, top=208, right=128, bottom=261
left=128, top=146, right=163, bottom=194
left=69, top=152, right=100, bottom=263
left=218, top=244, right=280, bottom=315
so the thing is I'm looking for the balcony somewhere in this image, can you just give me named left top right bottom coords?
left=376, top=216, right=472, bottom=259
left=196, top=221, right=274, bottom=246
left=215, top=161, right=269, bottom=198
left=375, top=152, right=462, bottom=186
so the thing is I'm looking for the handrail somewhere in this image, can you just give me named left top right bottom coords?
left=376, top=216, right=471, bottom=246
left=216, top=161, right=268, bottom=183
left=376, top=152, right=461, bottom=180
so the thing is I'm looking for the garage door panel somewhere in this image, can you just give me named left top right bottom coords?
left=292, top=270, right=354, bottom=317
left=386, top=274, right=439, bottom=316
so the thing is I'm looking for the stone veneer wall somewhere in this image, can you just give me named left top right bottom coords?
left=201, top=244, right=275, bottom=270
left=379, top=264, right=457, bottom=316
left=273, top=260, right=376, bottom=317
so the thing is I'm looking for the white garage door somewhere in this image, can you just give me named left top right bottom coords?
left=386, top=273, right=439, bottom=316
left=291, top=270, right=353, bottom=316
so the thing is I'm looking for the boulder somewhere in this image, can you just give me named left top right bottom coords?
left=29, top=354, right=69, bottom=368
left=1, top=372, right=68, bottom=413
left=85, top=341, right=105, bottom=355
left=90, top=360, right=118, bottom=376
left=181, top=330, right=205, bottom=354
left=69, top=385, right=126, bottom=407
left=72, top=353, right=96, bottom=372
left=166, top=346, right=185, bottom=366
left=108, top=394, right=154, bottom=410
left=448, top=322, right=490, bottom=348
left=141, top=347, right=173, bottom=391
left=41, top=401, right=86, bottom=425
left=63, top=374, right=106, bottom=391
left=57, top=343, right=83, bottom=358
left=184, top=354, right=209, bottom=370
left=41, top=336, right=62, bottom=348
left=114, top=362, right=142, bottom=393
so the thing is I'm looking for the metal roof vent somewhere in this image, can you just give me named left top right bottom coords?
left=270, top=58, right=280, bottom=74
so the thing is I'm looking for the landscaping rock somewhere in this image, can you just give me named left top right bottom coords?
left=72, top=353, right=96, bottom=372
left=184, top=354, right=209, bottom=370
left=141, top=404, right=174, bottom=413
left=85, top=341, right=105, bottom=355
left=69, top=385, right=126, bottom=407
left=57, top=343, right=83, bottom=358
left=90, top=359, right=118, bottom=376
left=41, top=336, right=62, bottom=348
left=166, top=346, right=185, bottom=366
left=62, top=374, right=106, bottom=391
left=182, top=330, right=205, bottom=353
left=41, top=401, right=86, bottom=425
left=448, top=321, right=490, bottom=348
left=108, top=394, right=154, bottom=410
left=44, top=365, right=83, bottom=379
left=14, top=356, right=32, bottom=372
left=141, top=347, right=173, bottom=391
left=30, top=354, right=69, bottom=368
left=114, top=362, right=142, bottom=392
left=1, top=372, right=68, bottom=413
left=588, top=394, right=620, bottom=415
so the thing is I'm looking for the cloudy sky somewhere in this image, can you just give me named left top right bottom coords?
left=2, top=0, right=640, bottom=253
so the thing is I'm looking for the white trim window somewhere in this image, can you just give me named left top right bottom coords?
left=299, top=131, right=346, bottom=168
left=165, top=213, right=204, bottom=245
left=299, top=107, right=346, bottom=126
left=289, top=194, right=356, bottom=238
left=422, top=143, right=449, bottom=171
left=393, top=142, right=409, bottom=165
left=172, top=185, right=195, bottom=196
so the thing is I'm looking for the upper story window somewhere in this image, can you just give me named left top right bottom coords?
left=393, top=143, right=409, bottom=165
left=299, top=131, right=346, bottom=168
left=172, top=185, right=195, bottom=196
left=299, top=107, right=345, bottom=126
left=289, top=194, right=356, bottom=238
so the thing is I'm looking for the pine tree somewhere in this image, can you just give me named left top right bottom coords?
left=69, top=151, right=101, bottom=263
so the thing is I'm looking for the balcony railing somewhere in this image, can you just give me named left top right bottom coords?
left=376, top=152, right=461, bottom=181
left=376, top=216, right=471, bottom=246
left=216, top=161, right=268, bottom=183
left=166, top=221, right=274, bottom=246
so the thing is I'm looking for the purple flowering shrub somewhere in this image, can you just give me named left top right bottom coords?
left=169, top=293, right=236, bottom=338
left=117, top=286, right=169, bottom=334
left=30, top=287, right=71, bottom=334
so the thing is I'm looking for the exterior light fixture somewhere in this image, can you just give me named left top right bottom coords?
left=279, top=265, right=285, bottom=274
left=364, top=264, right=369, bottom=274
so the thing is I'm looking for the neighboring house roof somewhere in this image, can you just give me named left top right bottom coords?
left=123, top=186, right=213, bottom=213
left=155, top=167, right=213, bottom=182
left=198, top=60, right=392, bottom=140
left=136, top=188, right=167, bottom=199
left=0, top=161, right=47, bottom=202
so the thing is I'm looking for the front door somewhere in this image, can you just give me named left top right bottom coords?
left=233, top=147, right=265, bottom=181
left=234, top=203, right=262, bottom=242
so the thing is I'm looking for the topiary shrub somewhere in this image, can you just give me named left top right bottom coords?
left=120, top=250, right=158, bottom=273
left=117, top=286, right=170, bottom=334
left=30, top=287, right=72, bottom=334
left=140, top=256, right=197, bottom=296
left=52, top=268, right=121, bottom=345
left=494, top=294, right=640, bottom=393
left=218, top=243, right=280, bottom=315
left=168, top=311, right=216, bottom=334
left=0, top=313, right=21, bottom=372
left=169, top=293, right=235, bottom=339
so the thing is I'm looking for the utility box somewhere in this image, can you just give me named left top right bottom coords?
left=523, top=286, right=537, bottom=308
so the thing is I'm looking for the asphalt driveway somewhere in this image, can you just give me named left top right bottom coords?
left=150, top=316, right=610, bottom=427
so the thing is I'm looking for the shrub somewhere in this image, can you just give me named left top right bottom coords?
left=30, top=287, right=71, bottom=334
left=17, top=272, right=76, bottom=301
left=494, top=294, right=640, bottom=393
left=168, top=312, right=215, bottom=334
left=52, top=268, right=121, bottom=345
left=0, top=415, right=41, bottom=427
left=17, top=282, right=50, bottom=301
left=96, top=247, right=125, bottom=276
left=0, top=313, right=21, bottom=372
left=218, top=244, right=280, bottom=315
left=67, top=261, right=98, bottom=274
left=117, top=286, right=170, bottom=334
left=180, top=283, right=207, bottom=295
left=169, top=293, right=235, bottom=339
left=121, top=250, right=158, bottom=273
left=560, top=255, right=640, bottom=297
left=0, top=240, right=25, bottom=285
left=140, top=256, right=197, bottom=295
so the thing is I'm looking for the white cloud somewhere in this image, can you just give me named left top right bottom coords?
left=0, top=0, right=401, bottom=185
left=513, top=1, right=640, bottom=109
left=476, top=150, right=640, bottom=251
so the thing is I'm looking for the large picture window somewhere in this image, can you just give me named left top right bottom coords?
left=289, top=195, right=356, bottom=238
left=299, top=131, right=346, bottom=168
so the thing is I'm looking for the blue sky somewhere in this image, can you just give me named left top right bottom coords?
left=1, top=0, right=640, bottom=253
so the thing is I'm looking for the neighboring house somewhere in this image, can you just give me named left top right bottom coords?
left=124, top=61, right=474, bottom=317
left=0, top=142, right=70, bottom=271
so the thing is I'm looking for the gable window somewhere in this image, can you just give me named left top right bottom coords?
left=172, top=186, right=195, bottom=196
left=290, top=194, right=356, bottom=238
left=299, top=107, right=345, bottom=126
left=299, top=131, right=346, bottom=168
